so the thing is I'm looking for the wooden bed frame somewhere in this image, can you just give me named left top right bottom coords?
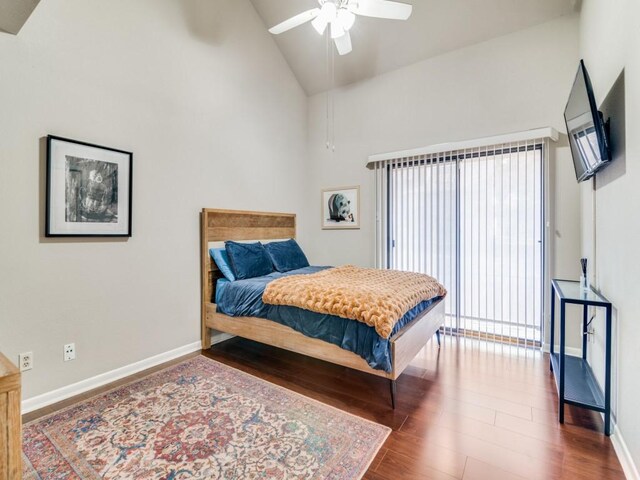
left=200, top=208, right=445, bottom=407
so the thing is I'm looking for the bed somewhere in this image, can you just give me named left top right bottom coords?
left=200, top=208, right=445, bottom=407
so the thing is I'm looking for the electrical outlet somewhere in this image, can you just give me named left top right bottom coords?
left=64, top=343, right=76, bottom=362
left=19, top=352, right=33, bottom=372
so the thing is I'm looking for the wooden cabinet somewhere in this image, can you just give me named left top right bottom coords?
left=0, top=353, right=21, bottom=480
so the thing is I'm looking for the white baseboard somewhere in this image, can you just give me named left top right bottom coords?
left=22, top=341, right=202, bottom=414
left=611, top=423, right=640, bottom=480
left=541, top=343, right=582, bottom=357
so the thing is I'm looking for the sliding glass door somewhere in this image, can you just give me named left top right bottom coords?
left=381, top=142, right=544, bottom=347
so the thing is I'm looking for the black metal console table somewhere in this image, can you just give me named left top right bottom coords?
left=550, top=279, right=612, bottom=436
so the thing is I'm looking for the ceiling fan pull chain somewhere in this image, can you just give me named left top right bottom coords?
left=331, top=41, right=336, bottom=152
left=326, top=29, right=331, bottom=150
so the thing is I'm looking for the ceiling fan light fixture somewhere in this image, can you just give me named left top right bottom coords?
left=334, top=31, right=353, bottom=55
left=319, top=1, right=337, bottom=23
left=311, top=15, right=328, bottom=34
left=337, top=9, right=356, bottom=31
left=330, top=20, right=345, bottom=39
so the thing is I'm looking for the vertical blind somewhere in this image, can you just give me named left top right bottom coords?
left=372, top=138, right=548, bottom=348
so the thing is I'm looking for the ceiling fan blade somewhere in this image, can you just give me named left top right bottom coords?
left=334, top=31, right=353, bottom=55
left=311, top=15, right=329, bottom=35
left=349, top=0, right=412, bottom=20
left=269, top=8, right=320, bottom=34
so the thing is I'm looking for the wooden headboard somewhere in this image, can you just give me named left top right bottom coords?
left=200, top=208, right=297, bottom=305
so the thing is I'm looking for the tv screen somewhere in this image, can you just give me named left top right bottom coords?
left=564, top=60, right=610, bottom=182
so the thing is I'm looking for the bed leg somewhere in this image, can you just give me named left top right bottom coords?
left=202, top=327, right=212, bottom=350
left=389, top=380, right=396, bottom=409
left=436, top=329, right=441, bottom=347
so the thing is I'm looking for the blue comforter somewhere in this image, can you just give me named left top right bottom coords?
left=215, top=266, right=440, bottom=372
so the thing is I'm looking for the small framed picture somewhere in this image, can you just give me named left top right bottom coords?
left=321, top=185, right=360, bottom=230
left=46, top=135, right=132, bottom=237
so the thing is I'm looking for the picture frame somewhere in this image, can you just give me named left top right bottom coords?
left=321, top=185, right=360, bottom=230
left=46, top=135, right=133, bottom=237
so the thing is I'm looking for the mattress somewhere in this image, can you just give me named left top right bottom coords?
left=215, top=266, right=441, bottom=372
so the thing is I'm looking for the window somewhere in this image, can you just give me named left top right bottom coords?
left=372, top=138, right=547, bottom=348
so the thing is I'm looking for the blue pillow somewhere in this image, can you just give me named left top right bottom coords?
left=264, top=239, right=310, bottom=272
left=209, top=248, right=236, bottom=281
left=225, top=241, right=274, bottom=280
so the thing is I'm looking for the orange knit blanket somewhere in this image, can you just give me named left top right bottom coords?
left=262, top=265, right=447, bottom=339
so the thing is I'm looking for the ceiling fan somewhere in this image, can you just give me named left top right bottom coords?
left=268, top=0, right=413, bottom=56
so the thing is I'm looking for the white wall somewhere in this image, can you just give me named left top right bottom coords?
left=580, top=0, right=640, bottom=471
left=303, top=15, right=582, bottom=346
left=0, top=0, right=308, bottom=399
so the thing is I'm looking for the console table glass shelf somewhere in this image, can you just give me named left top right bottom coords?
left=550, top=279, right=612, bottom=436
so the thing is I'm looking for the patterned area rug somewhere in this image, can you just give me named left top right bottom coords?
left=23, top=356, right=390, bottom=479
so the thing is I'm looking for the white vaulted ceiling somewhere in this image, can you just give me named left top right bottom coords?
left=250, top=0, right=579, bottom=95
left=0, top=0, right=40, bottom=34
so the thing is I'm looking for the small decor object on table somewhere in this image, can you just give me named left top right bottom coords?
left=580, top=258, right=589, bottom=291
left=46, top=135, right=132, bottom=237
left=321, top=185, right=360, bottom=229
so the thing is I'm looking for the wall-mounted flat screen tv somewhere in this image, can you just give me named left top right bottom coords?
left=564, top=60, right=611, bottom=182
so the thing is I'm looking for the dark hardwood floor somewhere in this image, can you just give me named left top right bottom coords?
left=205, top=336, right=624, bottom=480
left=25, top=336, right=625, bottom=479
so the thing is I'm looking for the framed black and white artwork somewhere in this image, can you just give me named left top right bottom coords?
left=46, top=135, right=132, bottom=237
left=321, top=185, right=360, bottom=230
